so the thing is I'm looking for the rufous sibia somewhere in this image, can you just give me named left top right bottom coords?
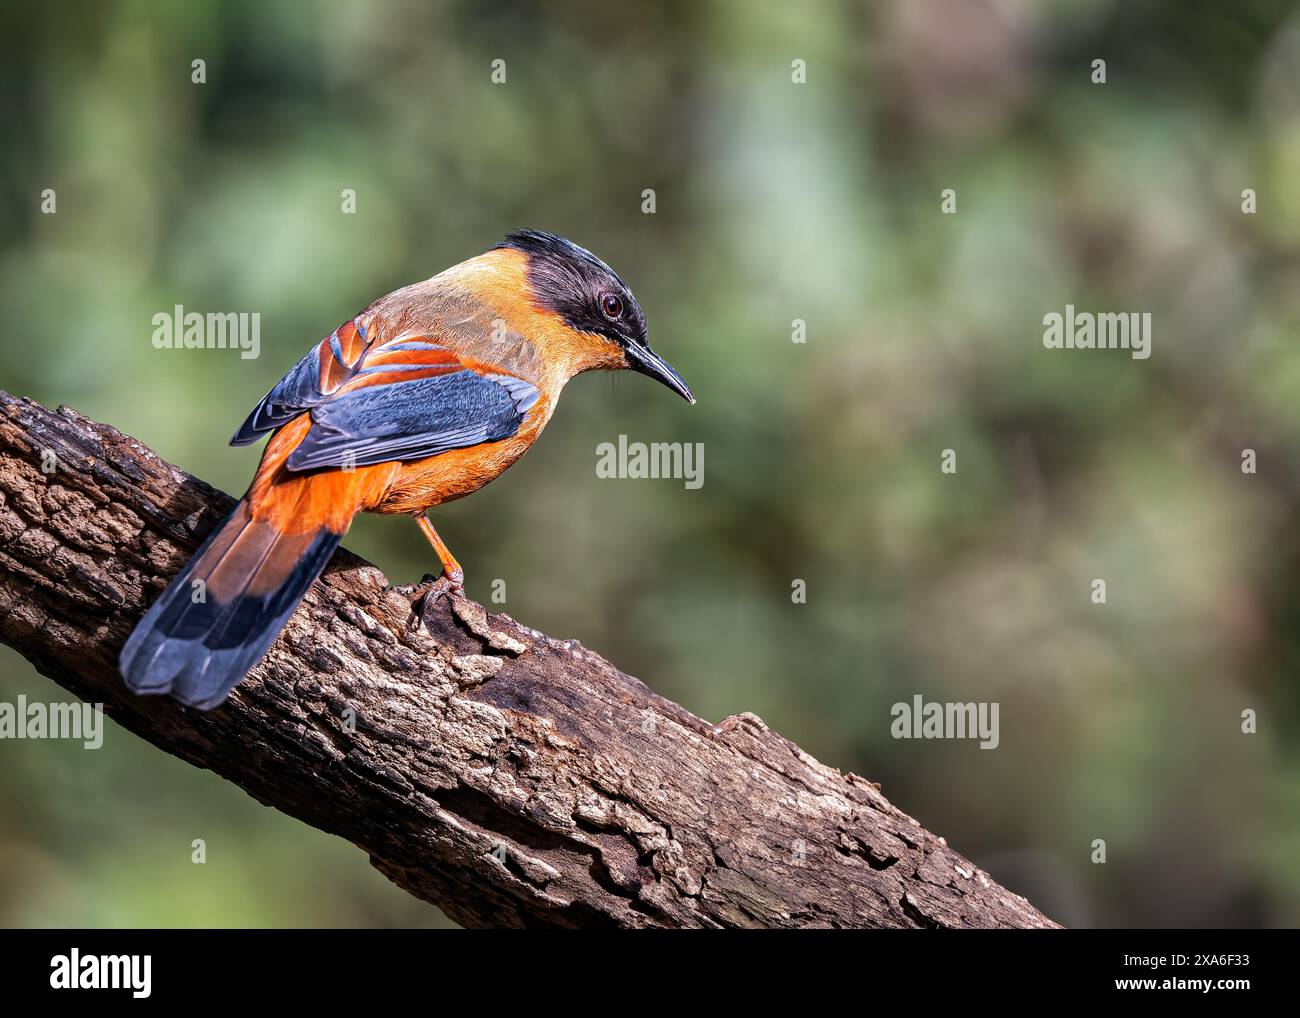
left=120, top=230, right=693, bottom=709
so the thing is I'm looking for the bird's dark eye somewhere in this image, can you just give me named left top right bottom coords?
left=600, top=293, right=623, bottom=319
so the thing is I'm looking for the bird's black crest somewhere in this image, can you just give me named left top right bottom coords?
left=496, top=229, right=647, bottom=347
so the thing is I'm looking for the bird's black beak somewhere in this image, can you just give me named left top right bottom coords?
left=626, top=343, right=695, bottom=404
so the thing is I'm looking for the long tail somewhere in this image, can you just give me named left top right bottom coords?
left=119, top=491, right=344, bottom=710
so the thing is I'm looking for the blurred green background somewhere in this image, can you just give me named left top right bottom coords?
left=2, top=0, right=1299, bottom=928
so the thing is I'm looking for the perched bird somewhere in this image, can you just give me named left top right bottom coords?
left=120, top=230, right=694, bottom=710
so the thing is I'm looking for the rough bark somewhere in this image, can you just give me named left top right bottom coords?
left=0, top=389, right=1058, bottom=929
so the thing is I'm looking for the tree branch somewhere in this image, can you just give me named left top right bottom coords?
left=0, top=389, right=1057, bottom=928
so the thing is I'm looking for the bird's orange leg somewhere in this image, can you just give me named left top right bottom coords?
left=416, top=515, right=464, bottom=586
left=409, top=514, right=465, bottom=622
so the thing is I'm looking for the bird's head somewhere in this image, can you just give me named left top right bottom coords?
left=495, top=229, right=695, bottom=404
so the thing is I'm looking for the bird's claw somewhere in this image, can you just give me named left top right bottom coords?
left=397, top=570, right=466, bottom=631
left=392, top=573, right=439, bottom=600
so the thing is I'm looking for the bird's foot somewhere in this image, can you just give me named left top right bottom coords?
left=395, top=569, right=466, bottom=630
left=392, top=573, right=437, bottom=599
left=421, top=569, right=465, bottom=618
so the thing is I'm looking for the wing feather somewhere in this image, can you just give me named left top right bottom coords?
left=229, top=315, right=539, bottom=471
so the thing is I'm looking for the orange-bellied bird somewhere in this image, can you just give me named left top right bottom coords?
left=120, top=230, right=694, bottom=710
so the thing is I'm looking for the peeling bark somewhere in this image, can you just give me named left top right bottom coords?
left=0, top=390, right=1058, bottom=929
